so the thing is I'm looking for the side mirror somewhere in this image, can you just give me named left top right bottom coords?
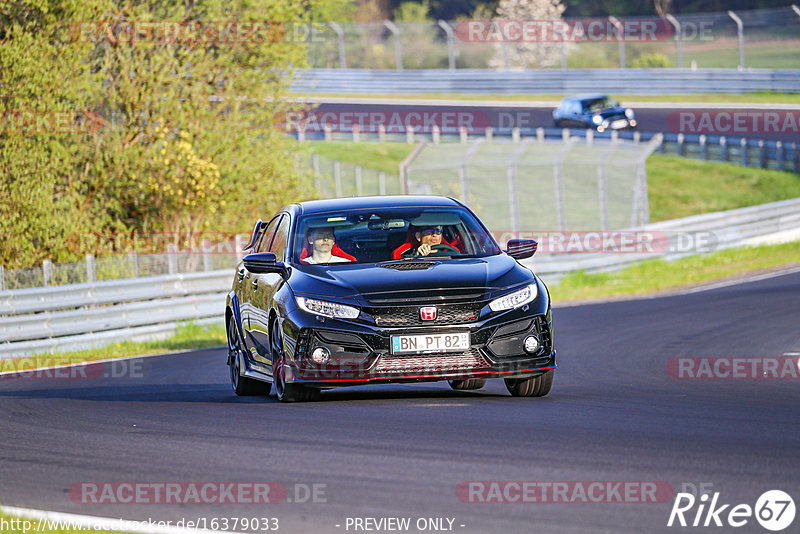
left=506, top=239, right=537, bottom=260
left=243, top=252, right=289, bottom=277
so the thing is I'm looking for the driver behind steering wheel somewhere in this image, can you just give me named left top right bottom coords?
left=414, top=225, right=444, bottom=256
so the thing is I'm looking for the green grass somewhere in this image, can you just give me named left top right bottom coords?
left=301, top=141, right=414, bottom=175
left=293, top=92, right=800, bottom=105
left=0, top=322, right=226, bottom=373
left=647, top=155, right=800, bottom=221
left=550, top=239, right=800, bottom=302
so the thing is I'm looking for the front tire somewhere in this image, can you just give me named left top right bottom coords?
left=448, top=379, right=486, bottom=391
left=504, top=369, right=554, bottom=397
left=271, top=323, right=320, bottom=403
left=227, top=314, right=270, bottom=396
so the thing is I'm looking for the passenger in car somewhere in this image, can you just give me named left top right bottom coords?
left=300, top=227, right=356, bottom=264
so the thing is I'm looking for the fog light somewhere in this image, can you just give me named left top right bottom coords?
left=523, top=335, right=540, bottom=354
left=311, top=346, right=330, bottom=364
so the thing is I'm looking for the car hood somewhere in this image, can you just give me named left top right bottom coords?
left=289, top=254, right=533, bottom=305
left=597, top=107, right=627, bottom=119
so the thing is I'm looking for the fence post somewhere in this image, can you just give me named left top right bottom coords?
left=202, top=239, right=213, bottom=272
left=666, top=14, right=683, bottom=68
left=586, top=129, right=593, bottom=146
left=42, top=260, right=53, bottom=286
left=677, top=133, right=685, bottom=156
left=296, top=126, right=305, bottom=143
left=328, top=22, right=346, bottom=68
left=437, top=20, right=456, bottom=71
left=741, top=138, right=748, bottom=166
left=334, top=161, right=343, bottom=197
left=561, top=128, right=570, bottom=142
left=378, top=124, right=387, bottom=142
left=355, top=166, right=363, bottom=196
left=699, top=135, right=707, bottom=160
left=793, top=142, right=799, bottom=173
left=167, top=244, right=178, bottom=274
left=633, top=131, right=640, bottom=144
left=608, top=16, right=626, bottom=68
left=406, top=125, right=415, bottom=144
left=324, top=124, right=332, bottom=142
left=536, top=127, right=545, bottom=143
left=352, top=124, right=360, bottom=143
left=384, top=20, right=403, bottom=71
left=727, top=11, right=745, bottom=70
left=129, top=250, right=139, bottom=277
left=776, top=141, right=784, bottom=171
left=560, top=41, right=567, bottom=69
left=460, top=126, right=468, bottom=143
left=379, top=172, right=386, bottom=195
left=459, top=165, right=469, bottom=203
left=85, top=254, right=95, bottom=283
left=512, top=127, right=520, bottom=142
left=759, top=139, right=766, bottom=168
left=611, top=131, right=619, bottom=144
left=0, top=265, right=5, bottom=291
left=312, top=154, right=321, bottom=192
left=720, top=136, right=728, bottom=161
left=432, top=125, right=440, bottom=144
left=485, top=127, right=493, bottom=141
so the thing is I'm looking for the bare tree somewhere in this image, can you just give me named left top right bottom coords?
left=490, top=0, right=569, bottom=69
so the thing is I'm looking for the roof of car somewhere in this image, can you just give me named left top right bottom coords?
left=293, top=195, right=464, bottom=215
left=563, top=93, right=609, bottom=102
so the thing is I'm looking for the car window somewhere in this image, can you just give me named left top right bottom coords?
left=269, top=215, right=290, bottom=260
left=292, top=207, right=500, bottom=265
left=255, top=215, right=282, bottom=253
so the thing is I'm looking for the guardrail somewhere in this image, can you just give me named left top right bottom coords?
left=523, top=196, right=800, bottom=282
left=292, top=68, right=800, bottom=95
left=0, top=271, right=231, bottom=359
left=3, top=197, right=800, bottom=359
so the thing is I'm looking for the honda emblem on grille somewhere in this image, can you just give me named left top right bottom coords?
left=420, top=306, right=437, bottom=321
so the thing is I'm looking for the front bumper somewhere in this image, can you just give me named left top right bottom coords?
left=280, top=304, right=556, bottom=388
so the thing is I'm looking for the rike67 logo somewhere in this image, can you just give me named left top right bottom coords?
left=668, top=490, right=795, bottom=531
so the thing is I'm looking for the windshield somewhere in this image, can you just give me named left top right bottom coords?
left=292, top=206, right=500, bottom=265
left=582, top=97, right=618, bottom=113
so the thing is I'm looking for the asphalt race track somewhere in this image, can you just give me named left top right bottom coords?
left=1, top=271, right=799, bottom=533
left=312, top=101, right=799, bottom=143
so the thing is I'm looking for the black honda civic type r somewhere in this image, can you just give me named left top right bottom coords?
left=225, top=195, right=556, bottom=402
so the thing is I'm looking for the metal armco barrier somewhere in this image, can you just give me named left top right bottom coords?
left=523, top=197, right=800, bottom=283
left=0, top=271, right=231, bottom=359
left=292, top=68, right=800, bottom=95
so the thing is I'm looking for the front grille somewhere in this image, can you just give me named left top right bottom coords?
left=381, top=262, right=436, bottom=271
left=370, top=303, right=483, bottom=327
left=373, top=348, right=490, bottom=376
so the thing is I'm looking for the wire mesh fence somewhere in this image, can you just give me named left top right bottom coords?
left=303, top=6, right=800, bottom=70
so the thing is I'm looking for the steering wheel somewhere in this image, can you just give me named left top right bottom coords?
left=401, top=243, right=460, bottom=258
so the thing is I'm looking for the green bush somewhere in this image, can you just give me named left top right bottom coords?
left=631, top=53, right=671, bottom=68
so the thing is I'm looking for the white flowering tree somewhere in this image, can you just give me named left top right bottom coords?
left=489, top=0, right=569, bottom=69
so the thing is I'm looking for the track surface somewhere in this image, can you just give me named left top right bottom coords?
left=313, top=102, right=798, bottom=142
left=1, top=272, right=799, bottom=533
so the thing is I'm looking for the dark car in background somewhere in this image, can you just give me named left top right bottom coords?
left=553, top=94, right=636, bottom=132
left=225, top=195, right=556, bottom=402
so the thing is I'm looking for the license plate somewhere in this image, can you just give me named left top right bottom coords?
left=391, top=332, right=470, bottom=354
left=611, top=119, right=628, bottom=129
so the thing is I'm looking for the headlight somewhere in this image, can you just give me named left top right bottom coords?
left=625, top=108, right=634, bottom=119
left=489, top=283, right=538, bottom=312
left=592, top=115, right=603, bottom=125
left=296, top=297, right=359, bottom=319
